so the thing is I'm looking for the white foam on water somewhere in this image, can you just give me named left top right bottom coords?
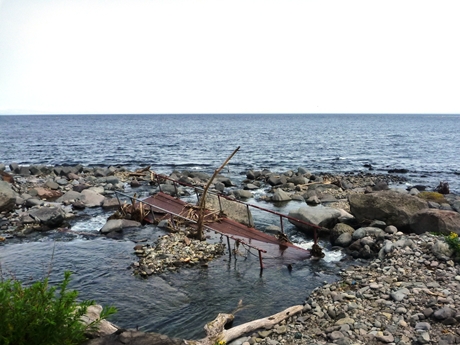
left=294, top=239, right=345, bottom=263
left=70, top=214, right=108, bottom=232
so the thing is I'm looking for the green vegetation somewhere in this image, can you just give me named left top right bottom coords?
left=0, top=270, right=116, bottom=345
left=445, top=232, right=460, bottom=257
left=417, top=191, right=447, bottom=204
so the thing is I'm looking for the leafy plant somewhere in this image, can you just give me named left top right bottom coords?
left=445, top=232, right=460, bottom=257
left=0, top=270, right=116, bottom=345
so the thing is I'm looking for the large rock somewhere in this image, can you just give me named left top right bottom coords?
left=29, top=207, right=66, bottom=227
left=205, top=194, right=254, bottom=227
left=32, top=187, right=63, bottom=199
left=410, top=209, right=460, bottom=235
left=81, top=305, right=118, bottom=338
left=0, top=181, right=16, bottom=212
left=330, top=223, right=355, bottom=245
left=82, top=189, right=105, bottom=207
left=272, top=188, right=291, bottom=202
left=100, top=219, right=141, bottom=234
left=232, top=189, right=253, bottom=200
left=56, top=190, right=85, bottom=203
left=288, top=205, right=344, bottom=234
left=348, top=191, right=428, bottom=231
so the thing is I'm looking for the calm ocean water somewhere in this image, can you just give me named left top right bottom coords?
left=1, top=113, right=459, bottom=192
left=1, top=114, right=459, bottom=339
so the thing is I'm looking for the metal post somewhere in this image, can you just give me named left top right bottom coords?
left=173, top=182, right=179, bottom=198
left=227, top=236, right=231, bottom=259
left=258, top=250, right=264, bottom=270
left=115, top=192, right=124, bottom=215
left=279, top=215, right=284, bottom=234
left=217, top=195, right=223, bottom=213
left=246, top=205, right=251, bottom=227
left=170, top=214, right=176, bottom=231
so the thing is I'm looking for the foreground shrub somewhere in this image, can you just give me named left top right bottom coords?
left=445, top=232, right=460, bottom=257
left=0, top=270, right=116, bottom=345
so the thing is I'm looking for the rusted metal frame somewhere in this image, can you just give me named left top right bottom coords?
left=115, top=192, right=125, bottom=216
left=217, top=194, right=224, bottom=214
left=146, top=175, right=323, bottom=237
left=203, top=224, right=267, bottom=269
left=126, top=177, right=322, bottom=246
left=173, top=181, right=179, bottom=199
left=114, top=191, right=268, bottom=262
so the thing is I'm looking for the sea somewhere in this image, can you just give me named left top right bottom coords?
left=0, top=113, right=459, bottom=339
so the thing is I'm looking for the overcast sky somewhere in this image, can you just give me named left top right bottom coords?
left=0, top=0, right=459, bottom=115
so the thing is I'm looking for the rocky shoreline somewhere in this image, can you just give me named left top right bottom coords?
left=232, top=231, right=460, bottom=345
left=1, top=163, right=460, bottom=344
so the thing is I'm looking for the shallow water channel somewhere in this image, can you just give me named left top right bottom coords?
left=0, top=200, right=347, bottom=340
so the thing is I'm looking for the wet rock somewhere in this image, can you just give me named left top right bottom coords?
left=29, top=206, right=66, bottom=227
left=335, top=233, right=352, bottom=247
left=288, top=206, right=344, bottom=234
left=352, top=227, right=385, bottom=240
left=272, top=188, right=291, bottom=202
left=82, top=189, right=105, bottom=207
left=0, top=181, right=17, bottom=212
left=100, top=219, right=141, bottom=234
left=102, top=197, right=120, bottom=209
left=233, top=189, right=253, bottom=200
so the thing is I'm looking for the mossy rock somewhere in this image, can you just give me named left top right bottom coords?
left=417, top=191, right=447, bottom=204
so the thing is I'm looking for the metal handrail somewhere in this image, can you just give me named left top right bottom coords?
left=115, top=191, right=268, bottom=268
left=148, top=172, right=321, bottom=243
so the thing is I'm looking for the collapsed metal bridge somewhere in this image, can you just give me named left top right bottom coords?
left=115, top=175, right=323, bottom=270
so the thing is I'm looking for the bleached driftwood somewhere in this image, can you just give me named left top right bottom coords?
left=185, top=305, right=303, bottom=345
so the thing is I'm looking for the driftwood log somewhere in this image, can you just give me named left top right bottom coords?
left=185, top=305, right=303, bottom=345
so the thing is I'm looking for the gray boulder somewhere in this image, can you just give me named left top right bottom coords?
left=82, top=189, right=105, bottom=207
left=288, top=176, right=307, bottom=185
left=335, top=233, right=353, bottom=247
left=288, top=205, right=343, bottom=233
left=272, top=188, right=291, bottom=202
left=410, top=209, right=460, bottom=235
left=29, top=207, right=66, bottom=227
left=102, top=197, right=120, bottom=209
left=348, top=191, right=428, bottom=231
left=330, top=223, right=355, bottom=245
left=56, top=191, right=85, bottom=203
left=0, top=181, right=16, bottom=212
left=159, top=184, right=183, bottom=197
left=205, top=194, right=254, bottom=227
left=100, top=219, right=141, bottom=234
left=352, top=227, right=385, bottom=240
left=232, top=189, right=253, bottom=200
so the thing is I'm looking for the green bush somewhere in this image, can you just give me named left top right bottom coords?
left=0, top=270, right=116, bottom=345
left=445, top=232, right=460, bottom=257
